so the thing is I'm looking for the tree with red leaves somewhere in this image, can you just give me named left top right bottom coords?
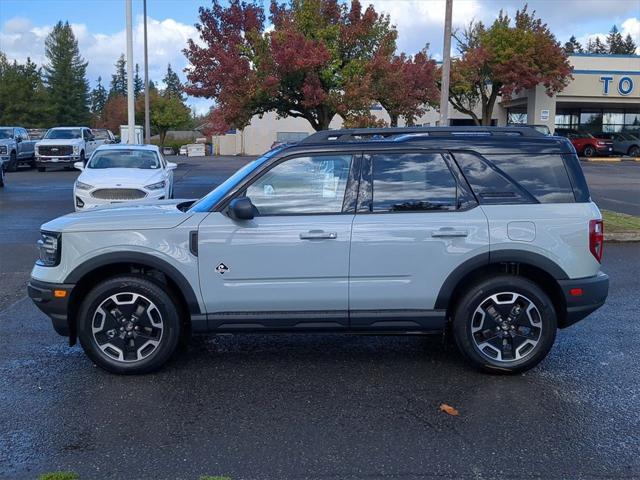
left=184, top=0, right=399, bottom=133
left=368, top=48, right=439, bottom=127
left=449, top=7, right=572, bottom=125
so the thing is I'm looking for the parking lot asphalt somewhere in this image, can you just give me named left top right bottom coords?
left=0, top=156, right=639, bottom=480
left=581, top=161, right=640, bottom=216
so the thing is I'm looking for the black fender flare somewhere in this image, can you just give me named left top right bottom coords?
left=64, top=251, right=203, bottom=314
left=434, top=249, right=568, bottom=310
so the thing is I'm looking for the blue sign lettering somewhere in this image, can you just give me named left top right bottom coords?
left=600, top=76, right=613, bottom=95
left=618, top=76, right=634, bottom=95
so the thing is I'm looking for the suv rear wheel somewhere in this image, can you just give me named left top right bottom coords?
left=452, top=275, right=557, bottom=374
left=77, top=275, right=181, bottom=374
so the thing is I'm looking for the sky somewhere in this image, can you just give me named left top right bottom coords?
left=1, top=0, right=639, bottom=115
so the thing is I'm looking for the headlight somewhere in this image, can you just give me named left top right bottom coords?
left=596, top=141, right=605, bottom=146
left=0, top=145, right=7, bottom=155
left=73, top=145, right=80, bottom=154
left=75, top=181, right=94, bottom=190
left=145, top=181, right=166, bottom=190
left=36, top=231, right=61, bottom=267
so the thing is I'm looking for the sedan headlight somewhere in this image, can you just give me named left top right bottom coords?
left=0, top=145, right=7, bottom=155
left=75, top=181, right=94, bottom=191
left=36, top=231, right=61, bottom=267
left=145, top=181, right=166, bottom=190
left=73, top=145, right=80, bottom=154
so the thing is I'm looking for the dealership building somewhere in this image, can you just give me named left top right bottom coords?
left=212, top=53, right=640, bottom=155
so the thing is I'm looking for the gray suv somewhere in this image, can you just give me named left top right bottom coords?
left=28, top=127, right=609, bottom=375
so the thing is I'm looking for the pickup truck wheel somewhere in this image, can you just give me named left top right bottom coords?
left=7, top=152, right=17, bottom=172
left=582, top=145, right=596, bottom=157
left=452, top=275, right=557, bottom=374
left=80, top=151, right=85, bottom=165
left=0, top=169, right=4, bottom=187
left=77, top=275, right=181, bottom=374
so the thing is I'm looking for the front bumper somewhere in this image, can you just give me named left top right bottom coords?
left=36, top=155, right=80, bottom=166
left=595, top=145, right=614, bottom=155
left=558, top=272, right=609, bottom=328
left=27, top=279, right=75, bottom=336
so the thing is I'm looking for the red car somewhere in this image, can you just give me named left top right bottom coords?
left=555, top=129, right=614, bottom=157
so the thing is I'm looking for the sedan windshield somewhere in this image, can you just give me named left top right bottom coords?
left=0, top=128, right=13, bottom=139
left=45, top=129, right=82, bottom=139
left=88, top=150, right=160, bottom=169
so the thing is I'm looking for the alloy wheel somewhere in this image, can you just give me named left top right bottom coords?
left=91, top=292, right=164, bottom=363
left=470, top=292, right=542, bottom=363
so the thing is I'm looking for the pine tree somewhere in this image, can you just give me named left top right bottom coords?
left=588, top=37, right=607, bottom=54
left=606, top=25, right=625, bottom=54
left=134, top=63, right=143, bottom=97
left=622, top=33, right=638, bottom=54
left=564, top=35, right=583, bottom=54
left=109, top=54, right=127, bottom=97
left=90, top=76, right=108, bottom=117
left=162, top=64, right=183, bottom=100
left=0, top=56, right=50, bottom=127
left=43, top=21, right=90, bottom=125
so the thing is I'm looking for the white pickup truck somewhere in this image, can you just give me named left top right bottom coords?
left=35, top=127, right=101, bottom=172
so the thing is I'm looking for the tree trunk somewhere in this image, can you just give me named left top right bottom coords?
left=159, top=129, right=167, bottom=145
left=481, top=86, right=499, bottom=126
left=389, top=113, right=399, bottom=127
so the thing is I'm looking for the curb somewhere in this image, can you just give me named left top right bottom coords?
left=605, top=232, right=640, bottom=242
left=581, top=157, right=639, bottom=163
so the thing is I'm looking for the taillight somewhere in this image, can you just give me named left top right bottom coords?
left=589, top=219, right=604, bottom=263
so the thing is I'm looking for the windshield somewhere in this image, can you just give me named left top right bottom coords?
left=88, top=150, right=160, bottom=169
left=188, top=148, right=283, bottom=212
left=45, top=128, right=82, bottom=140
left=0, top=128, right=13, bottom=139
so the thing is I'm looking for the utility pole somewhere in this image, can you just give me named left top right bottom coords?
left=143, top=0, right=151, bottom=144
left=125, top=0, right=135, bottom=144
left=439, top=0, right=453, bottom=126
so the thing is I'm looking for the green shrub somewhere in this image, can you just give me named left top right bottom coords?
left=38, top=472, right=79, bottom=480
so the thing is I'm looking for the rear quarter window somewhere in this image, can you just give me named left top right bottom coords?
left=486, top=154, right=575, bottom=203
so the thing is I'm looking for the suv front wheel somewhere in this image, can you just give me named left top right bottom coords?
left=77, top=275, right=181, bottom=374
left=452, top=275, right=557, bottom=374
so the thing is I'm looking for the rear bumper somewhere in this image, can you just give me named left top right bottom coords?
left=558, top=272, right=609, bottom=328
left=27, top=279, right=75, bottom=336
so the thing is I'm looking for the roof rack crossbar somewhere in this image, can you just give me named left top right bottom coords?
left=299, top=126, right=545, bottom=144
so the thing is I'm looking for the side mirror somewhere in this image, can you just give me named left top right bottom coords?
left=16, top=137, right=22, bottom=143
left=228, top=197, right=255, bottom=221
left=166, top=162, right=177, bottom=170
left=73, top=161, right=84, bottom=171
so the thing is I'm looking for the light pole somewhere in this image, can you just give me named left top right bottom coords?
left=143, top=0, right=151, bottom=144
left=439, top=0, right=453, bottom=126
left=125, top=0, right=135, bottom=143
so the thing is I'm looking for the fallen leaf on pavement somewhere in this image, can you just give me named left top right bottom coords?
left=439, top=403, right=460, bottom=416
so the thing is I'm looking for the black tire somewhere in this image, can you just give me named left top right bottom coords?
left=77, top=275, right=181, bottom=374
left=0, top=169, right=4, bottom=188
left=80, top=151, right=86, bottom=165
left=29, top=158, right=36, bottom=169
left=7, top=151, right=18, bottom=172
left=583, top=145, right=596, bottom=158
left=452, top=275, right=557, bottom=374
left=628, top=145, right=639, bottom=158
left=37, top=167, right=45, bottom=172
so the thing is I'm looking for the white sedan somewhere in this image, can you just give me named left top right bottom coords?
left=73, top=144, right=176, bottom=211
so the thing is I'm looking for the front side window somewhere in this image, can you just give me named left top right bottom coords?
left=371, top=152, right=457, bottom=212
left=246, top=154, right=352, bottom=215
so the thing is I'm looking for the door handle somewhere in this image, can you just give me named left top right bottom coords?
left=431, top=228, right=469, bottom=238
left=299, top=230, right=337, bottom=240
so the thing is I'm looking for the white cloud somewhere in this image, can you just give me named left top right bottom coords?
left=0, top=15, right=211, bottom=112
left=576, top=16, right=640, bottom=53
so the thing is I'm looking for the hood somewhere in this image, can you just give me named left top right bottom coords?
left=41, top=199, right=196, bottom=233
left=78, top=168, right=163, bottom=187
left=37, top=138, right=84, bottom=146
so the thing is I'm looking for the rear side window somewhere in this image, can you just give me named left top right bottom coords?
left=487, top=154, right=575, bottom=203
left=371, top=152, right=457, bottom=212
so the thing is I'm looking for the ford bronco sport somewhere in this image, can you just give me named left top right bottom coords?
left=28, top=127, right=609, bottom=374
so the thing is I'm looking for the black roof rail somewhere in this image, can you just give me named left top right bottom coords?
left=298, top=126, right=546, bottom=144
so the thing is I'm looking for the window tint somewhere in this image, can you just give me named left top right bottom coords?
left=246, top=154, right=352, bottom=215
left=452, top=152, right=532, bottom=204
left=486, top=154, right=575, bottom=203
left=371, top=152, right=457, bottom=212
